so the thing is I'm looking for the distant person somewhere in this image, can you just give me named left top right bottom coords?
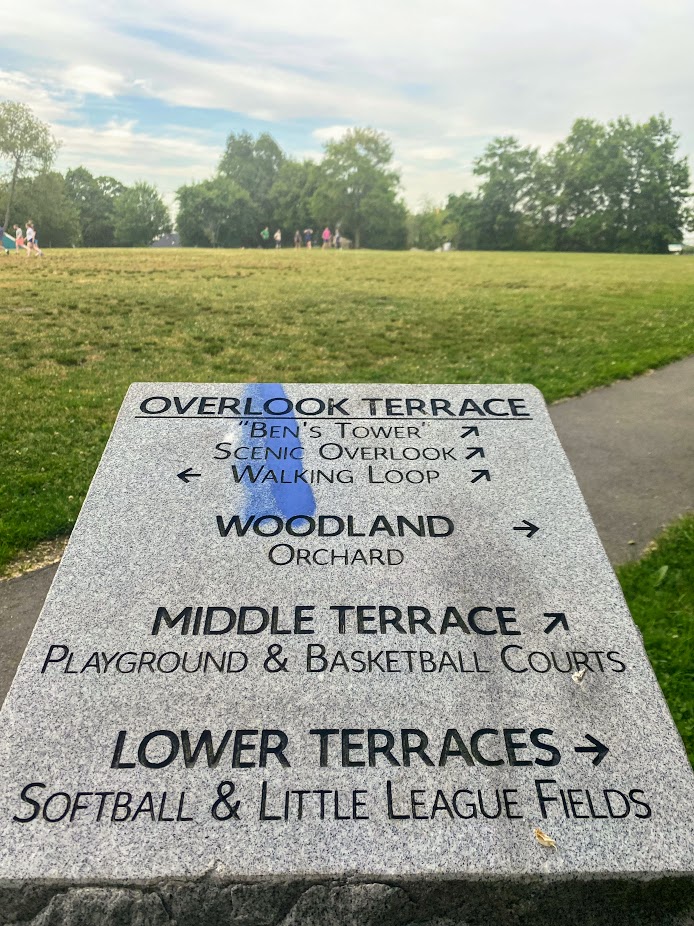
left=294, top=229, right=302, bottom=248
left=31, top=222, right=44, bottom=257
left=260, top=226, right=270, bottom=248
left=321, top=226, right=331, bottom=249
left=25, top=221, right=43, bottom=257
left=13, top=225, right=24, bottom=253
left=273, top=228, right=282, bottom=249
left=334, top=228, right=342, bottom=250
left=303, top=227, right=313, bottom=249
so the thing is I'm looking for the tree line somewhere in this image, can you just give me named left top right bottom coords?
left=1, top=101, right=690, bottom=252
left=442, top=116, right=692, bottom=253
left=0, top=102, right=171, bottom=247
left=177, top=127, right=407, bottom=250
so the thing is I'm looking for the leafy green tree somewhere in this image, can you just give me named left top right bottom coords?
left=311, top=128, right=404, bottom=248
left=176, top=176, right=258, bottom=247
left=268, top=160, right=321, bottom=235
left=610, top=115, right=690, bottom=253
left=444, top=193, right=482, bottom=250
left=355, top=190, right=408, bottom=250
left=519, top=155, right=559, bottom=250
left=472, top=137, right=538, bottom=250
left=408, top=200, right=455, bottom=250
left=534, top=119, right=613, bottom=250
left=0, top=102, right=59, bottom=229
left=533, top=116, right=691, bottom=253
left=113, top=182, right=171, bottom=247
left=7, top=171, right=80, bottom=247
left=64, top=167, right=125, bottom=246
left=218, top=131, right=284, bottom=215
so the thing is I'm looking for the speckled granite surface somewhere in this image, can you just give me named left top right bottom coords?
left=0, top=384, right=691, bottom=922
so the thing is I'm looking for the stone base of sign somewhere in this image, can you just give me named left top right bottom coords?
left=2, top=875, right=693, bottom=925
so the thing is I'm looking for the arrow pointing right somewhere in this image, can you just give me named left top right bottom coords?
left=544, top=612, right=569, bottom=634
left=513, top=519, right=539, bottom=538
left=574, top=734, right=609, bottom=766
left=470, top=469, right=491, bottom=483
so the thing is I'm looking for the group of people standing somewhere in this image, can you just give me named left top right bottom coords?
left=260, top=226, right=342, bottom=250
left=1, top=221, right=44, bottom=257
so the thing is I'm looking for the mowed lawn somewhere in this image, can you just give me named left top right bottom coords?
left=1, top=247, right=694, bottom=568
left=617, top=516, right=694, bottom=764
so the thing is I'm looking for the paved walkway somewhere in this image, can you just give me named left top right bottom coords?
left=1, top=356, right=692, bottom=705
left=549, top=355, right=694, bottom=564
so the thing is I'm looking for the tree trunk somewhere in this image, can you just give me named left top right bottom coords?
left=354, top=227, right=361, bottom=249
left=4, top=157, right=20, bottom=231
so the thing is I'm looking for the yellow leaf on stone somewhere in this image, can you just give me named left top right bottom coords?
left=533, top=827, right=557, bottom=849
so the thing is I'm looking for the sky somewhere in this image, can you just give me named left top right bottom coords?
left=1, top=0, right=693, bottom=213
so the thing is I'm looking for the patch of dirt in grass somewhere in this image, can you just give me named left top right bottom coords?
left=0, top=535, right=69, bottom=580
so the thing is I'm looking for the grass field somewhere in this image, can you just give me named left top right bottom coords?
left=617, top=517, right=694, bottom=764
left=1, top=247, right=694, bottom=568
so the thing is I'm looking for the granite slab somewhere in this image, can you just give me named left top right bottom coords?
left=0, top=383, right=691, bottom=924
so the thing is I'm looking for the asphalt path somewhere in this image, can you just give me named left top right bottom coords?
left=1, top=356, right=692, bottom=706
left=549, top=355, right=693, bottom=564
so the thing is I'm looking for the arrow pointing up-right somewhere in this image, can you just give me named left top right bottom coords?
left=460, top=426, right=479, bottom=439
left=544, top=612, right=569, bottom=634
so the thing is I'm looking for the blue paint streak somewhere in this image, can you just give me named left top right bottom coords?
left=241, top=384, right=316, bottom=519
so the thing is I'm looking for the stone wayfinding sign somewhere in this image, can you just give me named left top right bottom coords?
left=0, top=383, right=692, bottom=924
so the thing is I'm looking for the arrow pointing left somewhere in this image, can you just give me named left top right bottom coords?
left=177, top=467, right=202, bottom=484
left=574, top=734, right=609, bottom=766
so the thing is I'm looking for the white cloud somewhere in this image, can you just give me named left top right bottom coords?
left=0, top=69, right=218, bottom=197
left=56, top=119, right=219, bottom=190
left=409, top=146, right=456, bottom=162
left=312, top=125, right=353, bottom=143
left=1, top=0, right=693, bottom=208
left=0, top=70, right=74, bottom=123
left=296, top=149, right=325, bottom=163
left=62, top=66, right=127, bottom=98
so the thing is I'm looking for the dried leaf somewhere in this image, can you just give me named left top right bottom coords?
left=572, top=667, right=587, bottom=684
left=533, top=827, right=557, bottom=849
left=653, top=565, right=669, bottom=588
